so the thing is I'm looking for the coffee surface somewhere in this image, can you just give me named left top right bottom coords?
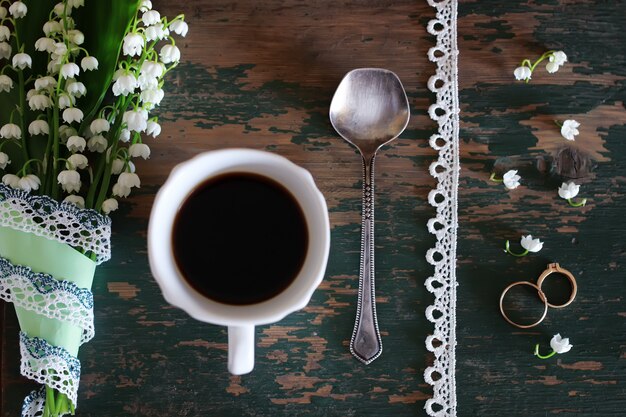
left=172, top=172, right=309, bottom=305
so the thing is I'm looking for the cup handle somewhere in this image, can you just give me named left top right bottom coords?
left=228, top=325, right=255, bottom=375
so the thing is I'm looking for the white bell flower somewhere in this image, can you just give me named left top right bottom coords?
left=28, top=94, right=53, bottom=111
left=503, top=170, right=521, bottom=190
left=18, top=175, right=40, bottom=192
left=43, top=20, right=63, bottom=36
left=160, top=44, right=180, bottom=64
left=66, top=80, right=86, bottom=97
left=123, top=109, right=148, bottom=132
left=81, top=56, right=98, bottom=71
left=520, top=235, right=543, bottom=253
left=58, top=93, right=75, bottom=108
left=545, top=61, right=560, bottom=73
left=146, top=120, right=161, bottom=137
left=111, top=159, right=125, bottom=175
left=68, top=29, right=84, bottom=45
left=2, top=173, right=19, bottom=187
left=9, top=1, right=27, bottom=18
left=513, top=66, right=531, bottom=81
left=139, top=0, right=152, bottom=12
left=558, top=181, right=587, bottom=207
left=138, top=73, right=159, bottom=91
left=64, top=195, right=85, bottom=208
left=0, top=152, right=10, bottom=169
left=112, top=73, right=138, bottom=96
left=558, top=181, right=579, bottom=200
left=129, top=143, right=151, bottom=159
left=0, top=26, right=10, bottom=42
left=119, top=129, right=131, bottom=143
left=87, top=135, right=107, bottom=153
left=550, top=334, right=572, bottom=354
left=118, top=172, right=140, bottom=189
left=170, top=20, right=189, bottom=37
left=560, top=119, right=580, bottom=141
left=47, top=58, right=62, bottom=74
left=28, top=120, right=49, bottom=136
left=145, top=23, right=169, bottom=42
left=140, top=61, right=165, bottom=79
left=505, top=234, right=543, bottom=257
left=60, top=62, right=80, bottom=79
left=12, top=52, right=32, bottom=70
left=0, top=74, right=13, bottom=92
left=35, top=37, right=55, bottom=53
left=68, top=0, right=84, bottom=8
left=59, top=125, right=77, bottom=141
left=0, top=123, right=21, bottom=139
left=34, top=76, right=57, bottom=91
left=142, top=10, right=160, bottom=26
left=140, top=88, right=164, bottom=109
left=90, top=118, right=110, bottom=134
left=112, top=183, right=131, bottom=198
left=123, top=32, right=144, bottom=57
left=66, top=135, right=86, bottom=152
left=550, top=51, right=567, bottom=67
left=52, top=42, right=68, bottom=59
left=63, top=107, right=83, bottom=124
left=0, top=6, right=6, bottom=19
left=102, top=198, right=119, bottom=214
left=67, top=153, right=88, bottom=169
left=57, top=169, right=81, bottom=193
left=0, top=42, right=11, bottom=59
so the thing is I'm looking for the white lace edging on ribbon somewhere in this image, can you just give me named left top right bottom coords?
left=20, top=332, right=81, bottom=410
left=0, top=257, right=95, bottom=344
left=425, top=0, right=460, bottom=416
left=0, top=184, right=111, bottom=264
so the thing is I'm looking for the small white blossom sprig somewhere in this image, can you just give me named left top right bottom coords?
left=0, top=0, right=188, bottom=217
left=504, top=234, right=543, bottom=257
left=558, top=181, right=587, bottom=207
left=534, top=334, right=573, bottom=359
left=490, top=169, right=521, bottom=190
left=557, top=119, right=580, bottom=141
left=514, top=50, right=568, bottom=83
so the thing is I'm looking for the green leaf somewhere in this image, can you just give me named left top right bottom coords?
left=74, top=0, right=140, bottom=123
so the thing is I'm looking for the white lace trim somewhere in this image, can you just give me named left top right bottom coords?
left=425, top=0, right=459, bottom=416
left=0, top=257, right=95, bottom=345
left=0, top=185, right=111, bottom=264
left=20, top=332, right=81, bottom=409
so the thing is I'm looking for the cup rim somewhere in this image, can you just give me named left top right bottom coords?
left=148, top=148, right=330, bottom=327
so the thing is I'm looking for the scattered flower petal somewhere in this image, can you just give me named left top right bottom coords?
left=561, top=119, right=580, bottom=141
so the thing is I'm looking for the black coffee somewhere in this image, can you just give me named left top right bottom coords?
left=172, top=172, right=309, bottom=305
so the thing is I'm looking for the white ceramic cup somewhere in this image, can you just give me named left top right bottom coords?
left=148, top=149, right=330, bottom=375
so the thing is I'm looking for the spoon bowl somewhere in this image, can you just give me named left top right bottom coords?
left=330, top=68, right=410, bottom=156
left=329, top=68, right=410, bottom=364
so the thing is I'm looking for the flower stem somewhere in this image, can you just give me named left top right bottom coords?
left=554, top=120, right=563, bottom=127
left=568, top=198, right=587, bottom=207
left=504, top=240, right=529, bottom=257
left=489, top=173, right=503, bottom=183
left=534, top=344, right=557, bottom=359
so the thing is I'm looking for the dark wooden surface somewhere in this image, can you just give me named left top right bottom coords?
left=3, top=0, right=626, bottom=416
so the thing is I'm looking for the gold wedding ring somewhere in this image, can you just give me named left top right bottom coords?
left=536, top=262, right=577, bottom=308
left=499, top=281, right=548, bottom=329
left=499, top=263, right=577, bottom=328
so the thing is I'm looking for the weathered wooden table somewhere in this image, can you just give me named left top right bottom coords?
left=2, top=0, right=625, bottom=416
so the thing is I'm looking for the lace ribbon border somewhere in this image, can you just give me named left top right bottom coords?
left=19, top=332, right=81, bottom=408
left=425, top=0, right=460, bottom=416
left=0, top=184, right=112, bottom=265
left=0, top=256, right=95, bottom=345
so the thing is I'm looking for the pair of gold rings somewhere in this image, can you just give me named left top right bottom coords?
left=499, top=263, right=577, bottom=328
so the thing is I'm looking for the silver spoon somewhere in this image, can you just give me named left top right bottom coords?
left=329, top=68, right=410, bottom=364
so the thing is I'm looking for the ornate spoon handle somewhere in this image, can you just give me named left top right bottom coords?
left=350, top=156, right=382, bottom=364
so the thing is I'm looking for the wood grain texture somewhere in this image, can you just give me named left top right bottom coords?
left=2, top=0, right=625, bottom=416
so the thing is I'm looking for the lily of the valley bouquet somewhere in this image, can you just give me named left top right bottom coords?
left=0, top=1, right=187, bottom=415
